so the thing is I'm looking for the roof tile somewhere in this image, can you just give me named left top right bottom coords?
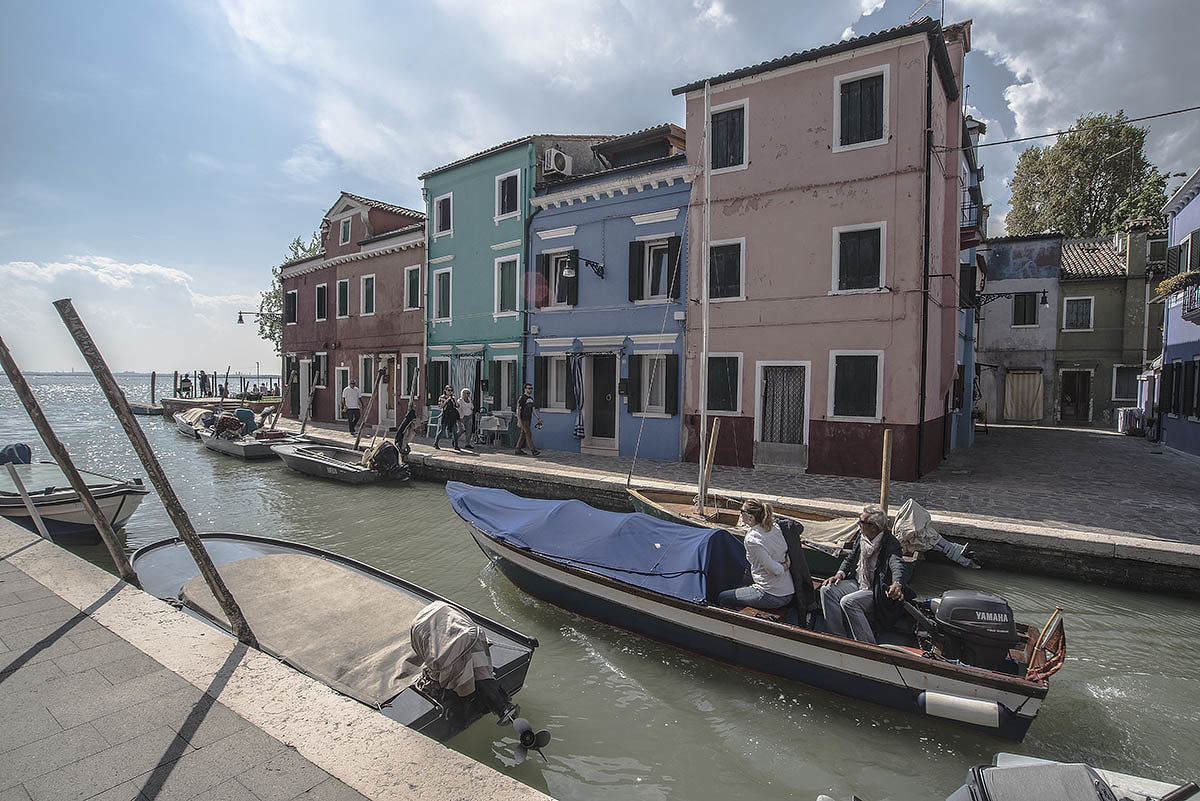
left=1061, top=237, right=1126, bottom=280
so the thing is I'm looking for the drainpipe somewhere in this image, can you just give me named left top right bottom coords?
left=523, top=158, right=543, bottom=392
left=916, top=43, right=934, bottom=479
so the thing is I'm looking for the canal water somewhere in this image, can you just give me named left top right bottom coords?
left=2, top=375, right=1197, bottom=800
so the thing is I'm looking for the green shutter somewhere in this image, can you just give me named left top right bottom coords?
left=1184, top=361, right=1197, bottom=417
left=567, top=250, right=580, bottom=306
left=665, top=354, right=680, bottom=415
left=1166, top=245, right=1181, bottom=277
left=629, top=240, right=644, bottom=302
left=627, top=355, right=643, bottom=413
left=667, top=236, right=682, bottom=300
left=535, top=253, right=550, bottom=308
left=534, top=357, right=548, bottom=407
left=566, top=358, right=577, bottom=411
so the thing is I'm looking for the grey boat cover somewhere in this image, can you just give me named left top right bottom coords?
left=784, top=499, right=977, bottom=566
left=177, top=407, right=209, bottom=426
left=784, top=516, right=858, bottom=556
left=181, top=553, right=427, bottom=707
left=409, top=601, right=494, bottom=697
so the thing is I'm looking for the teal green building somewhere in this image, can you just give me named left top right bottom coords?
left=418, top=136, right=609, bottom=429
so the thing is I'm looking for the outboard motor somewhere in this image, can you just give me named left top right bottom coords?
left=911, top=590, right=1022, bottom=674
left=367, top=441, right=409, bottom=480
left=394, top=406, right=418, bottom=456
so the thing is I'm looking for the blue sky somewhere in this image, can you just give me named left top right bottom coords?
left=2, top=0, right=1197, bottom=371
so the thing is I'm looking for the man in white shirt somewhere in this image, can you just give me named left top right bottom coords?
left=341, top=378, right=362, bottom=434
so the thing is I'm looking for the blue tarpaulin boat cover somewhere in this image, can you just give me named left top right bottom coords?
left=446, top=482, right=748, bottom=604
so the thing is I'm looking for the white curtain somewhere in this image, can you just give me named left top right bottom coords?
left=1004, top=371, right=1043, bottom=421
left=452, top=356, right=479, bottom=397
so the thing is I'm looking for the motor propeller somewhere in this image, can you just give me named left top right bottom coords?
left=511, top=717, right=551, bottom=765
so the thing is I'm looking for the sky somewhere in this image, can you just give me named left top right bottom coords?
left=2, top=0, right=1198, bottom=372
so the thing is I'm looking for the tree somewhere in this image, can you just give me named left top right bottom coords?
left=257, top=232, right=320, bottom=355
left=1006, top=111, right=1168, bottom=238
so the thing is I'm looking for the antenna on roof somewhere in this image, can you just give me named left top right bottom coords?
left=908, top=0, right=944, bottom=20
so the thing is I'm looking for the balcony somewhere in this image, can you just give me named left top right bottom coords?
left=960, top=200, right=985, bottom=249
left=1184, top=283, right=1200, bottom=323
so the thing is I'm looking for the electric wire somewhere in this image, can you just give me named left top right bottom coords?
left=939, top=104, right=1200, bottom=153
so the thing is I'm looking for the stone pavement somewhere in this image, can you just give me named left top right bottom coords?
left=284, top=419, right=1200, bottom=547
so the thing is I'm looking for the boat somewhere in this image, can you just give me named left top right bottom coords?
left=0, top=462, right=150, bottom=544
left=942, top=753, right=1195, bottom=801
left=199, top=428, right=305, bottom=459
left=448, top=482, right=1067, bottom=741
left=128, top=401, right=162, bottom=416
left=272, top=442, right=408, bottom=484
left=175, top=407, right=211, bottom=440
left=160, top=396, right=279, bottom=420
left=130, top=533, right=541, bottom=743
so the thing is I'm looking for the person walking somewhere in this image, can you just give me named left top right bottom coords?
left=341, top=378, right=362, bottom=435
left=434, top=384, right=461, bottom=451
left=515, top=382, right=541, bottom=456
left=458, top=388, right=475, bottom=450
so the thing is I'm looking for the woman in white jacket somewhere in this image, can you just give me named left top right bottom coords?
left=716, top=498, right=795, bottom=611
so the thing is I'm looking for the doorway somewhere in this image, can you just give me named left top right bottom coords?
left=755, top=362, right=809, bottom=468
left=335, top=367, right=349, bottom=421
left=585, top=354, right=617, bottom=452
left=1059, top=369, right=1092, bottom=423
left=380, top=355, right=397, bottom=429
left=1004, top=370, right=1044, bottom=422
left=299, top=359, right=312, bottom=420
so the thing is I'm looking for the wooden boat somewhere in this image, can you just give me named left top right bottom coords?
left=130, top=533, right=539, bottom=743
left=449, top=482, right=1066, bottom=741
left=629, top=487, right=851, bottom=575
left=128, top=401, right=162, bottom=416
left=272, top=442, right=402, bottom=484
left=943, top=753, right=1194, bottom=801
left=198, top=428, right=303, bottom=460
left=175, top=407, right=210, bottom=440
left=161, top=397, right=279, bottom=419
left=0, top=462, right=150, bottom=544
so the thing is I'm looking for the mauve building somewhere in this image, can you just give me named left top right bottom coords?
left=280, top=193, right=426, bottom=429
left=671, top=17, right=970, bottom=480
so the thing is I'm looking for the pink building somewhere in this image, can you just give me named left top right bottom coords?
left=280, top=193, right=426, bottom=429
left=673, top=17, right=969, bottom=481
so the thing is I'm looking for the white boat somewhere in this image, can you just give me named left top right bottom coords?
left=174, top=407, right=210, bottom=440
left=0, top=462, right=150, bottom=544
left=942, top=753, right=1195, bottom=801
left=198, top=428, right=304, bottom=460
left=272, top=442, right=408, bottom=484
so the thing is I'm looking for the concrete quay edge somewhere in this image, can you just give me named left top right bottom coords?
left=0, top=518, right=551, bottom=801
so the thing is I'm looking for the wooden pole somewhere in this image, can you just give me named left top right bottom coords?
left=880, top=428, right=894, bottom=515
left=353, top=367, right=388, bottom=449
left=0, top=334, right=138, bottom=585
left=699, top=416, right=721, bottom=515
left=173, top=371, right=178, bottom=397
left=52, top=299, right=258, bottom=647
left=6, top=464, right=54, bottom=542
left=150, top=371, right=157, bottom=405
left=221, top=366, right=230, bottom=411
left=299, top=365, right=319, bottom=436
left=269, top=371, right=295, bottom=430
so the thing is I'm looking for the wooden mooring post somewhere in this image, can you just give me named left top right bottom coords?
left=150, top=371, right=157, bottom=405
left=0, top=333, right=140, bottom=586
left=53, top=298, right=258, bottom=647
left=880, top=428, right=894, bottom=515
left=353, top=367, right=388, bottom=449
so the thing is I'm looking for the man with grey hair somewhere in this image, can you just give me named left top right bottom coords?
left=819, top=505, right=910, bottom=644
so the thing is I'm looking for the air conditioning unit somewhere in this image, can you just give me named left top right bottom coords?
left=544, top=148, right=573, bottom=176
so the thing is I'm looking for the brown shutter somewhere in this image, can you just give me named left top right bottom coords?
left=665, top=354, right=680, bottom=415
left=629, top=240, right=644, bottom=302
left=567, top=250, right=580, bottom=306
left=627, top=355, right=642, bottom=413
left=534, top=356, right=548, bottom=407
left=667, top=235, right=682, bottom=300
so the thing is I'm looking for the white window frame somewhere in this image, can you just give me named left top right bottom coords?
left=494, top=169, right=521, bottom=223
left=403, top=265, right=421, bottom=311
left=1112, top=363, right=1140, bottom=402
left=1062, top=296, right=1094, bottom=332
left=494, top=255, right=521, bottom=319
left=753, top=359, right=812, bottom=445
left=433, top=192, right=453, bottom=238
left=643, top=240, right=670, bottom=301
left=284, top=289, right=297, bottom=325
left=314, top=283, right=328, bottom=322
left=827, top=349, right=885, bottom=423
left=710, top=97, right=749, bottom=175
left=832, top=63, right=890, bottom=154
left=334, top=367, right=350, bottom=421
left=707, top=237, right=745, bottom=303
left=433, top=267, right=453, bottom=323
left=359, top=355, right=375, bottom=396
left=548, top=251, right=574, bottom=309
left=400, top=353, right=420, bottom=399
left=335, top=279, right=349, bottom=319
left=494, top=356, right=518, bottom=412
left=705, top=352, right=743, bottom=416
left=830, top=221, right=888, bottom=294
left=314, top=352, right=328, bottom=389
left=359, top=274, right=375, bottom=317
left=642, top=353, right=667, bottom=415
left=547, top=355, right=569, bottom=411
left=339, top=218, right=352, bottom=245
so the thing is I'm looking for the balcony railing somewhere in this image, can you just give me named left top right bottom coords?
left=1183, top=284, right=1200, bottom=323
left=960, top=201, right=980, bottom=229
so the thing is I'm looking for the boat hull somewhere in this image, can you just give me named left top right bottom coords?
left=0, top=486, right=148, bottom=544
left=466, top=522, right=1042, bottom=741
left=200, top=431, right=300, bottom=460
left=272, top=444, right=384, bottom=484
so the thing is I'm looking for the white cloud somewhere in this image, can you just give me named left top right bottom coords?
left=281, top=142, right=336, bottom=183
left=694, top=0, right=734, bottom=27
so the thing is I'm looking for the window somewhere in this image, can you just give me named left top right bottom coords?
left=834, top=223, right=885, bottom=291
left=495, top=256, right=519, bottom=315
left=835, top=66, right=888, bottom=151
left=1181, top=240, right=1192, bottom=275
left=313, top=353, right=328, bottom=388
left=336, top=279, right=349, bottom=318
left=1148, top=239, right=1167, bottom=263
left=404, top=266, right=421, bottom=310
left=360, top=275, right=375, bottom=316
left=709, top=240, right=743, bottom=300
left=360, top=356, right=374, bottom=395
left=645, top=242, right=670, bottom=300
left=1113, top=365, right=1139, bottom=401
left=314, top=284, right=327, bottom=322
left=643, top=355, right=666, bottom=414
left=1063, top=297, right=1094, bottom=331
left=830, top=352, right=883, bottom=420
left=490, top=359, right=517, bottom=412
left=495, top=171, right=519, bottom=220
left=706, top=354, right=741, bottom=413
left=284, top=290, right=297, bottom=324
left=434, top=193, right=452, bottom=236
left=339, top=218, right=351, bottom=245
left=628, top=236, right=681, bottom=302
left=434, top=268, right=452, bottom=321
left=711, top=100, right=747, bottom=172
left=1012, top=292, right=1038, bottom=327
left=551, top=253, right=574, bottom=306
left=401, top=354, right=419, bottom=399
left=548, top=356, right=568, bottom=410
left=427, top=360, right=449, bottom=406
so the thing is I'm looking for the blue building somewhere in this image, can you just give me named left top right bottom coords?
left=526, top=125, right=690, bottom=460
left=1159, top=165, right=1200, bottom=457
left=951, top=115, right=987, bottom=449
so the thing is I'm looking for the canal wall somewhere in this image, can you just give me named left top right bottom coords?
left=0, top=518, right=551, bottom=801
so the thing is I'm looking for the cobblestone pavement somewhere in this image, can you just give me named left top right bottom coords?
left=0, top=559, right=367, bottom=801
left=285, top=420, right=1200, bottom=546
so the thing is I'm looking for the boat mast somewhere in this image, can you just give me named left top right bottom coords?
left=696, top=81, right=712, bottom=515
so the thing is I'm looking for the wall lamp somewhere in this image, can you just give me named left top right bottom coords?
left=236, top=310, right=281, bottom=324
left=976, top=289, right=1049, bottom=309
left=561, top=253, right=605, bottom=279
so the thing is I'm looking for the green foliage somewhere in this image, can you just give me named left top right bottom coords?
left=1006, top=111, right=1168, bottom=238
left=1157, top=270, right=1200, bottom=298
left=257, top=232, right=320, bottom=355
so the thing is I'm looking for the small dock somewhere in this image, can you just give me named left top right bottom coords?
left=0, top=518, right=551, bottom=801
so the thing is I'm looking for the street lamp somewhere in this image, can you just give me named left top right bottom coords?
left=976, top=289, right=1049, bottom=308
